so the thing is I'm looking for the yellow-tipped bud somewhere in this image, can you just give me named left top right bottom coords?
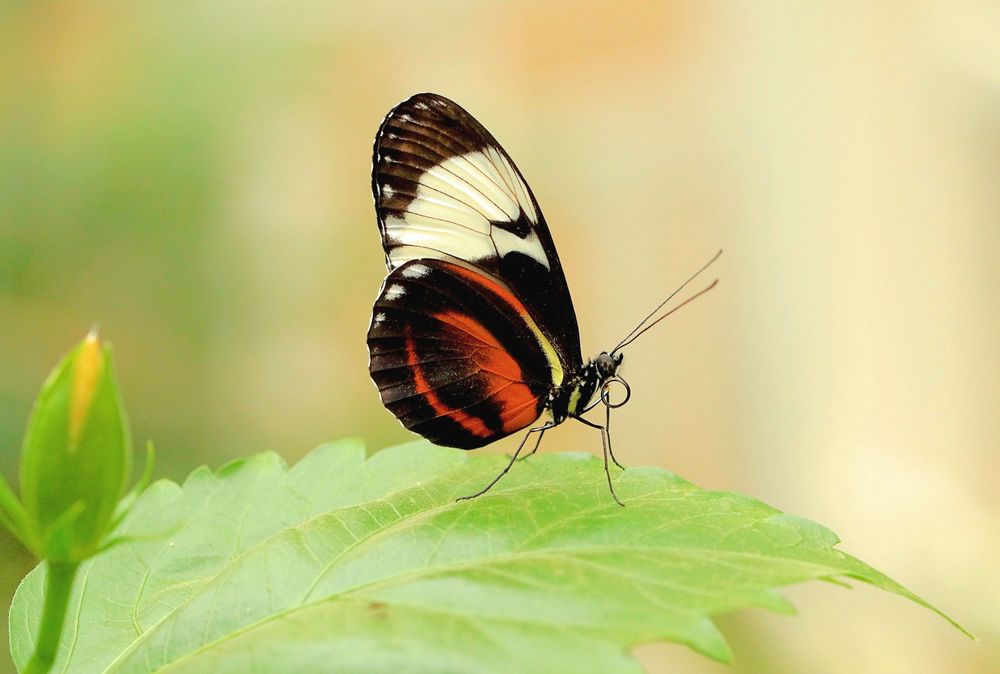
left=18, top=332, right=132, bottom=562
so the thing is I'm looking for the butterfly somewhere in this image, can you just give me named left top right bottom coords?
left=366, top=93, right=719, bottom=505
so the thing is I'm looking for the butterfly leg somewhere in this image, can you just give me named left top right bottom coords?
left=457, top=423, right=551, bottom=502
left=517, top=421, right=555, bottom=461
left=605, top=403, right=626, bottom=471
left=574, top=416, right=625, bottom=507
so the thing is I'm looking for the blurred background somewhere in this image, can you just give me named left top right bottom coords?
left=1, top=1, right=998, bottom=672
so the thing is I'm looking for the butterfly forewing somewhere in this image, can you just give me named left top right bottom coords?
left=372, top=93, right=583, bottom=368
left=367, top=259, right=559, bottom=448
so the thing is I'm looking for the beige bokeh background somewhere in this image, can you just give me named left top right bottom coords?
left=1, top=2, right=997, bottom=672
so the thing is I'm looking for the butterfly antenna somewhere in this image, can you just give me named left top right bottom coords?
left=612, top=279, right=719, bottom=354
left=611, top=249, right=723, bottom=355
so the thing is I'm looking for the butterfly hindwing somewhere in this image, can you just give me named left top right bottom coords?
left=367, top=259, right=563, bottom=449
left=372, top=92, right=583, bottom=368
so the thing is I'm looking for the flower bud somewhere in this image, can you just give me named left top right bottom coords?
left=18, top=331, right=132, bottom=561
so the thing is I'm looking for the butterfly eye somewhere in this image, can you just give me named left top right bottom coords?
left=600, top=376, right=631, bottom=409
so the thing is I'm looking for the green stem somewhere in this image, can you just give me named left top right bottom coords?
left=23, top=561, right=79, bottom=674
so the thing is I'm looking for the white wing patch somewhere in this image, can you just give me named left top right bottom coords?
left=383, top=148, right=548, bottom=272
left=384, top=215, right=495, bottom=263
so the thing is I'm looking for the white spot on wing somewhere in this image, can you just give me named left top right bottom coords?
left=402, top=263, right=430, bottom=278
left=384, top=284, right=405, bottom=300
left=374, top=312, right=386, bottom=323
left=382, top=184, right=394, bottom=198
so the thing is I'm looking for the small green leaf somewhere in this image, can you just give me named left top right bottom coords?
left=109, top=441, right=156, bottom=532
left=9, top=440, right=968, bottom=673
left=0, top=476, right=31, bottom=548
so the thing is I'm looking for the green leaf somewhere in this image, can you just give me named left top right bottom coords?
left=8, top=440, right=968, bottom=673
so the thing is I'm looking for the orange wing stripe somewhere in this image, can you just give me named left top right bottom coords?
left=444, top=263, right=531, bottom=318
left=434, top=311, right=502, bottom=349
left=492, top=383, right=540, bottom=433
left=434, top=311, right=525, bottom=383
left=405, top=324, right=490, bottom=438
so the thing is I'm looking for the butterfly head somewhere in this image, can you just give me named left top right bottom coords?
left=594, top=351, right=623, bottom=380
left=591, top=351, right=631, bottom=412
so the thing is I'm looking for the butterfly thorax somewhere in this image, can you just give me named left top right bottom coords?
left=548, top=351, right=623, bottom=424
